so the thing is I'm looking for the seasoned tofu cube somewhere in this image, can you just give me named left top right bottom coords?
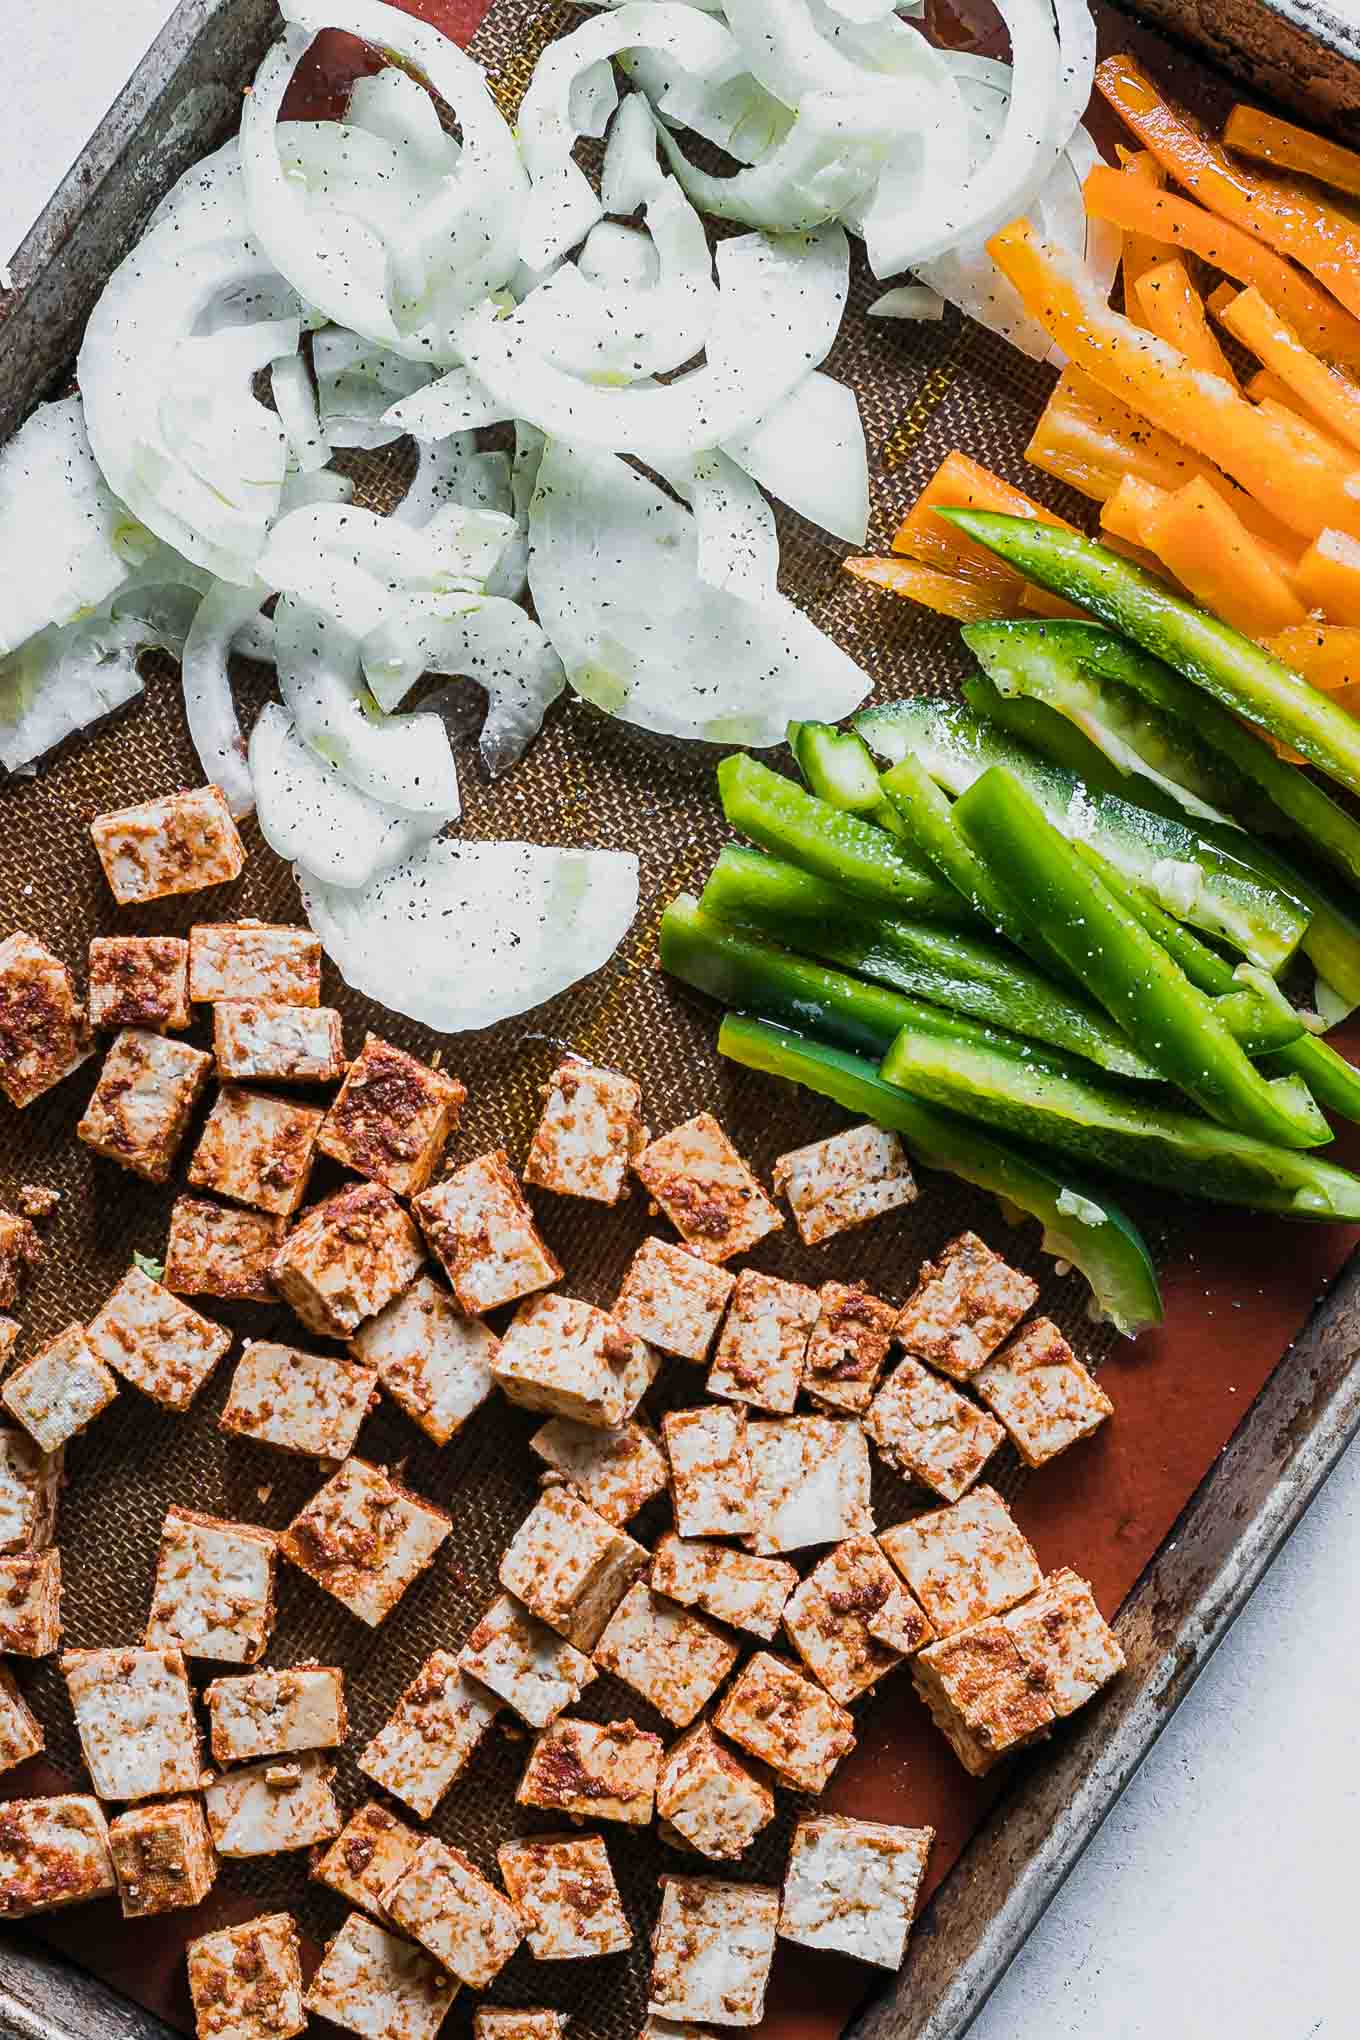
left=311, top=1801, right=421, bottom=1924
left=779, top=1815, right=933, bottom=1970
left=639, top=2023, right=712, bottom=2040
left=879, top=1486, right=1043, bottom=1640
left=414, top=1150, right=561, bottom=1315
left=656, top=1721, right=774, bottom=1862
left=457, top=1594, right=595, bottom=1729
left=1002, top=1568, right=1124, bottom=1717
left=650, top=1533, right=796, bottom=1642
left=86, top=1265, right=232, bottom=1410
left=499, top=1486, right=647, bottom=1651
left=88, top=935, right=190, bottom=1032
left=648, top=1876, right=778, bottom=2028
left=474, top=2016, right=567, bottom=2040
left=706, top=1269, right=819, bottom=1415
left=864, top=1356, right=1004, bottom=1503
left=0, top=1210, right=41, bottom=1310
left=0, top=1665, right=44, bottom=1773
left=494, top=1291, right=658, bottom=1430
left=273, top=1183, right=425, bottom=1339
left=613, top=1237, right=736, bottom=1362
left=782, top=1537, right=932, bottom=1705
left=62, top=1645, right=202, bottom=1801
left=352, top=1276, right=498, bottom=1447
left=803, top=1281, right=898, bottom=1417
left=711, top=1653, right=855, bottom=1795
left=662, top=1404, right=752, bottom=1539
left=0, top=1426, right=61, bottom=1552
left=358, top=1652, right=498, bottom=1818
left=910, top=1617, right=1055, bottom=1776
left=219, top=1341, right=377, bottom=1460
left=523, top=1056, right=648, bottom=1205
left=77, top=1028, right=212, bottom=1183
left=386, top=1836, right=523, bottom=1987
left=2, top=1323, right=118, bottom=1453
left=517, top=1715, right=663, bottom=1825
left=0, top=1795, right=113, bottom=1917
left=746, top=1416, right=873, bottom=1556
left=974, top=1318, right=1114, bottom=1468
left=0, top=1317, right=16, bottom=1372
left=530, top=1414, right=668, bottom=1526
left=497, top=1832, right=630, bottom=1961
left=16, top=1186, right=59, bottom=1221
left=146, top=1508, right=278, bottom=1664
left=214, top=1000, right=347, bottom=1084
left=0, top=1549, right=61, bottom=1655
left=188, top=1087, right=323, bottom=1218
left=895, top=1231, right=1039, bottom=1382
left=91, top=785, right=246, bottom=906
left=305, top=1912, right=459, bottom=2040
left=188, top=922, right=321, bottom=1005
left=592, top=1582, right=739, bottom=1730
left=164, top=1196, right=285, bottom=1304
left=203, top=1750, right=341, bottom=1857
left=773, top=1124, right=916, bottom=1246
left=0, top=931, right=93, bottom=1109
left=318, top=1034, right=465, bottom=1197
left=186, top=1914, right=306, bottom=2040
left=108, top=1797, right=217, bottom=1918
left=634, top=1114, right=782, bottom=1264
left=280, top=1458, right=450, bottom=1629
left=205, top=1664, right=347, bottom=1766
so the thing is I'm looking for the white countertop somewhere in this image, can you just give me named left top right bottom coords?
left=6, top=10, right=1359, bottom=2036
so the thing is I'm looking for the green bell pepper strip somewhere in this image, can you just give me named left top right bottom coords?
left=787, top=720, right=899, bottom=828
left=719, top=1014, right=1163, bottom=1337
left=877, top=753, right=1056, bottom=952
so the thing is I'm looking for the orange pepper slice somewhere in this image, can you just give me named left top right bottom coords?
left=1224, top=104, right=1360, bottom=203
left=843, top=555, right=1023, bottom=623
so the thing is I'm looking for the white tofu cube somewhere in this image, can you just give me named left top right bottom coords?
left=634, top=1114, right=782, bottom=1264
left=414, top=1150, right=561, bottom=1314
left=493, top=1291, right=657, bottom=1430
left=517, top=1715, right=663, bottom=1825
left=186, top=1914, right=306, bottom=2040
left=145, top=1507, right=278, bottom=1663
left=782, top=1536, right=933, bottom=1704
left=592, top=1582, right=739, bottom=1730
left=895, top=1231, right=1039, bottom=1382
left=802, top=1281, right=898, bottom=1417
left=457, top=1594, right=594, bottom=1729
left=474, top=2016, right=567, bottom=2040
left=202, top=1750, right=342, bottom=1857
left=656, top=1721, right=774, bottom=1862
left=2, top=1324, right=117, bottom=1453
left=779, top=1815, right=933, bottom=1970
left=305, top=1913, right=459, bottom=2040
left=188, top=1086, right=323, bottom=1218
left=88, top=935, right=190, bottom=1033
left=279, top=1458, right=450, bottom=1628
left=108, top=1797, right=217, bottom=1918
left=662, top=1404, right=752, bottom=1539
left=0, top=1550, right=61, bottom=1656
left=650, top=1533, right=796, bottom=1642
left=772, top=1124, right=916, bottom=1245
left=1001, top=1568, right=1124, bottom=1717
left=213, top=1000, right=346, bottom=1084
left=974, top=1318, right=1114, bottom=1467
left=311, top=1802, right=421, bottom=1925
left=385, top=1837, right=523, bottom=1988
left=523, top=1056, right=648, bottom=1205
left=317, top=1034, right=465, bottom=1198
left=0, top=1664, right=44, bottom=1774
left=648, top=1877, right=779, bottom=2028
left=90, top=785, right=246, bottom=905
left=358, top=1651, right=498, bottom=1818
left=164, top=1196, right=285, bottom=1304
left=76, top=1028, right=212, bottom=1183
left=0, top=1795, right=113, bottom=1918
left=878, top=1486, right=1044, bottom=1639
left=272, top=1183, right=425, bottom=1339
left=706, top=1269, right=819, bottom=1415
left=352, top=1275, right=497, bottom=1447
left=864, top=1357, right=1004, bottom=1503
left=613, top=1237, right=736, bottom=1362
left=62, top=1645, right=202, bottom=1802
left=219, top=1342, right=377, bottom=1460
left=499, top=1487, right=647, bottom=1651
left=0, top=933, right=93, bottom=1109
left=205, top=1664, right=347, bottom=1765
left=712, top=1652, right=855, bottom=1794
left=188, top=922, right=321, bottom=1005
left=497, top=1832, right=631, bottom=1961
left=0, top=1425, right=61, bottom=1552
left=746, top=1416, right=873, bottom=1556
left=86, top=1266, right=232, bottom=1410
left=910, top=1619, right=1056, bottom=1777
left=530, top=1415, right=668, bottom=1527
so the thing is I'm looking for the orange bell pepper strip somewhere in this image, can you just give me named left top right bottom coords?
left=843, top=555, right=1023, bottom=623
left=1140, top=477, right=1308, bottom=638
left=1267, top=623, right=1360, bottom=691
left=1224, top=104, right=1360, bottom=203
left=1100, top=474, right=1170, bottom=549
left=1218, top=285, right=1360, bottom=455
left=1117, top=146, right=1169, bottom=327
left=1295, top=530, right=1360, bottom=626
left=1134, top=257, right=1239, bottom=385
left=1245, top=366, right=1338, bottom=441
left=890, top=451, right=1080, bottom=618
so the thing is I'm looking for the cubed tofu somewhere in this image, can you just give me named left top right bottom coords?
left=592, top=1582, right=739, bottom=1731
left=746, top=1416, right=873, bottom=1556
left=650, top=1534, right=796, bottom=1642
left=205, top=1664, right=348, bottom=1765
left=0, top=1317, right=16, bottom=1372
left=305, top=1912, right=459, bottom=2040
left=656, top=1721, right=774, bottom=1862
left=2, top=1324, right=118, bottom=1453
left=86, top=1265, right=232, bottom=1410
left=0, top=1664, right=44, bottom=1773
left=0, top=932, right=93, bottom=1109
left=782, top=1536, right=933, bottom=1705
left=62, top=1645, right=202, bottom=1802
left=864, top=1356, right=1004, bottom=1503
left=76, top=1028, right=213, bottom=1183
left=311, top=1802, right=421, bottom=1924
left=613, top=1237, right=735, bottom=1363
left=414, top=1151, right=562, bottom=1316
left=88, top=935, right=190, bottom=1032
left=497, top=1832, right=630, bottom=1961
left=530, top=1415, right=668, bottom=1526
left=474, top=2016, right=568, bottom=2040
left=0, top=1211, right=40, bottom=1310
left=910, top=1618, right=1055, bottom=1777
left=385, top=1837, right=523, bottom=1988
left=188, top=1087, right=324, bottom=1218
left=499, top=1487, right=647, bottom=1651
left=662, top=1405, right=752, bottom=1539
left=706, top=1269, right=819, bottom=1416
left=0, top=1795, right=113, bottom=1917
left=91, top=785, right=246, bottom=906
left=145, top=1507, right=278, bottom=1664
left=280, top=1458, right=450, bottom=1629
left=772, top=1124, right=916, bottom=1246
left=517, top=1715, right=663, bottom=1825
left=164, top=1197, right=285, bottom=1304
left=634, top=1115, right=782, bottom=1264
left=974, top=1318, right=1114, bottom=1468
left=0, top=1426, right=61, bottom=1552
left=358, top=1652, right=498, bottom=1818
left=802, top=1282, right=898, bottom=1417
left=203, top=1750, right=342, bottom=1857
left=648, top=1877, right=778, bottom=2028
left=493, top=1292, right=658, bottom=1430
left=878, top=1486, right=1044, bottom=1640
left=318, top=1034, right=465, bottom=1198
left=523, top=1056, right=648, bottom=1205
left=457, top=1594, right=595, bottom=1729
left=779, top=1815, right=933, bottom=1970
left=219, top=1341, right=377, bottom=1460
left=352, top=1276, right=498, bottom=1447
left=213, top=1001, right=347, bottom=1084
left=272, top=1184, right=426, bottom=1340
left=186, top=1914, right=306, bottom=2040
left=895, top=1231, right=1039, bottom=1382
left=188, top=922, right=321, bottom=1006
left=711, top=1653, right=855, bottom=1795
left=1001, top=1568, right=1124, bottom=1717
left=0, top=1549, right=61, bottom=1655
left=16, top=1186, right=59, bottom=1221
left=108, top=1798, right=217, bottom=1919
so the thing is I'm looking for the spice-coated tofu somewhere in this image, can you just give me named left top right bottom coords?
left=62, top=1645, right=202, bottom=1801
left=0, top=1795, right=113, bottom=1917
left=312, top=1801, right=421, bottom=1924
left=773, top=1124, right=917, bottom=1246
left=494, top=1292, right=658, bottom=1431
left=318, top=1034, right=465, bottom=1197
left=164, top=1196, right=285, bottom=1303
left=746, top=1416, right=873, bottom=1556
left=76, top=1028, right=213, bottom=1183
left=457, top=1594, right=595, bottom=1729
left=634, top=1114, right=782, bottom=1264
left=1002, top=1568, right=1124, bottom=1718
left=782, top=1536, right=933, bottom=1705
left=779, top=1815, right=933, bottom=1970
left=523, top=1055, right=648, bottom=1205
left=189, top=1086, right=323, bottom=1218
left=712, top=1653, right=855, bottom=1795
left=0, top=1549, right=61, bottom=1655
left=414, top=1151, right=562, bottom=1316
left=206, top=1664, right=348, bottom=1766
left=0, top=1210, right=40, bottom=1311
left=974, top=1318, right=1113, bottom=1468
left=656, top=1720, right=774, bottom=1862
left=0, top=1426, right=61, bottom=1552
left=662, top=1404, right=752, bottom=1539
left=188, top=922, right=321, bottom=1005
left=530, top=1414, right=668, bottom=1526
left=910, top=1617, right=1055, bottom=1777
left=879, top=1486, right=1043, bottom=1640
left=497, top=1832, right=631, bottom=1961
left=706, top=1269, right=819, bottom=1416
left=305, top=1912, right=459, bottom=2040
left=475, top=2017, right=568, bottom=2040
left=358, top=1652, right=498, bottom=1818
left=648, top=1876, right=779, bottom=2028
left=2, top=1323, right=118, bottom=1453
left=108, top=1798, right=217, bottom=1919
left=895, top=1231, right=1039, bottom=1382
left=517, top=1715, right=663, bottom=1825
left=640, top=2024, right=712, bottom=2040
left=86, top=1265, right=232, bottom=1410
left=0, top=932, right=93, bottom=1110
left=88, top=935, right=190, bottom=1032
left=146, top=1508, right=278, bottom=1664
left=219, top=1341, right=377, bottom=1460
left=385, top=1836, right=523, bottom=1988
left=203, top=1750, right=342, bottom=1857
left=864, top=1356, right=1004, bottom=1503
left=16, top=1186, right=59, bottom=1221
left=213, top=1001, right=346, bottom=1085
left=279, top=1457, right=450, bottom=1629
left=352, top=1276, right=498, bottom=1446
left=803, top=1282, right=898, bottom=1417
left=650, top=1534, right=796, bottom=1642
left=592, top=1582, right=740, bottom=1731
left=186, top=1914, right=306, bottom=2040
left=91, top=785, right=246, bottom=906
left=613, top=1237, right=736, bottom=1363
left=0, top=1317, right=15, bottom=1372
left=272, top=1183, right=425, bottom=1340
left=499, top=1486, right=647, bottom=1651
left=0, top=1665, right=44, bottom=1773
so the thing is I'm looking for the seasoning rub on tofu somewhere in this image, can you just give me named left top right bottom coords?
left=647, top=1876, right=779, bottom=2028
left=613, top=1236, right=736, bottom=1362
left=311, top=1802, right=421, bottom=1925
left=188, top=1087, right=324, bottom=1218
left=0, top=1665, right=45, bottom=1775
left=497, top=1832, right=632, bottom=1960
left=163, top=1196, right=285, bottom=1304
left=523, top=1055, right=649, bottom=1205
left=745, top=1415, right=873, bottom=1556
left=773, top=1124, right=917, bottom=1246
left=414, top=1150, right=562, bottom=1315
left=205, top=1664, right=348, bottom=1766
left=272, top=1183, right=425, bottom=1340
left=2, top=1323, right=118, bottom=1454
left=864, top=1356, right=1004, bottom=1503
left=0, top=931, right=93, bottom=1109
left=974, top=1317, right=1114, bottom=1467
left=202, top=1750, right=342, bottom=1858
left=656, top=1720, right=775, bottom=1862
left=90, top=785, right=246, bottom=906
left=0, top=1795, right=114, bottom=1918
left=0, top=1425, right=62, bottom=1552
left=782, top=1536, right=933, bottom=1704
left=895, top=1230, right=1039, bottom=1382
left=187, top=922, right=321, bottom=1006
left=592, top=1582, right=740, bottom=1730
left=712, top=1652, right=856, bottom=1795
left=457, top=1594, right=595, bottom=1729
left=86, top=1265, right=232, bottom=1410
left=305, top=1912, right=459, bottom=2040
left=662, top=1403, right=753, bottom=1540
left=88, top=935, right=190, bottom=1033
left=0, top=1209, right=41, bottom=1311
left=802, top=1281, right=898, bottom=1417
left=493, top=1291, right=657, bottom=1430
left=318, top=1033, right=465, bottom=1197
left=517, top=1715, right=663, bottom=1825
left=186, top=1914, right=306, bottom=2040
left=213, top=1001, right=347, bottom=1085
left=0, top=1549, right=62, bottom=1655
left=62, top=1645, right=202, bottom=1802
left=145, top=1507, right=278, bottom=1664
left=499, top=1486, right=648, bottom=1652
left=358, top=1652, right=499, bottom=1818
left=879, top=1486, right=1044, bottom=1640
left=530, top=1414, right=668, bottom=1526
left=279, top=1458, right=450, bottom=1629
left=706, top=1268, right=819, bottom=1416
left=778, top=1815, right=934, bottom=1970
left=351, top=1274, right=498, bottom=1447
left=76, top=1028, right=212, bottom=1183
left=634, top=1113, right=782, bottom=1263
left=385, top=1836, right=523, bottom=1988
left=108, top=1798, right=217, bottom=1919
left=219, top=1341, right=377, bottom=1461
left=650, top=1533, right=796, bottom=1642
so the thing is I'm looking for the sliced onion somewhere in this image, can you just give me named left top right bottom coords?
left=618, top=47, right=792, bottom=163
left=385, top=367, right=515, bottom=440
left=258, top=501, right=514, bottom=639
left=487, top=424, right=546, bottom=605
left=270, top=355, right=329, bottom=472
left=313, top=327, right=435, bottom=450
left=182, top=580, right=269, bottom=817
left=868, top=284, right=944, bottom=319
left=578, top=222, right=660, bottom=289
left=347, top=63, right=459, bottom=164
left=600, top=91, right=666, bottom=211
left=655, top=88, right=895, bottom=234
left=722, top=370, right=869, bottom=545
left=362, top=598, right=567, bottom=773
left=655, top=450, right=780, bottom=601
left=250, top=701, right=447, bottom=889
left=1, top=615, right=146, bottom=774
